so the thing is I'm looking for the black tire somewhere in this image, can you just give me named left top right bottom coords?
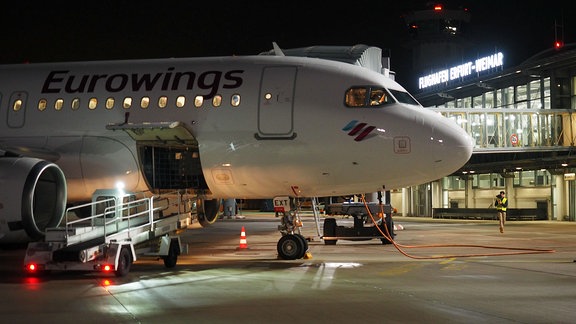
left=379, top=215, right=395, bottom=244
left=385, top=215, right=395, bottom=239
left=163, top=240, right=179, bottom=268
left=115, top=247, right=132, bottom=277
left=198, top=198, right=221, bottom=227
left=277, top=234, right=304, bottom=260
left=323, top=218, right=337, bottom=245
left=294, top=234, right=308, bottom=259
left=381, top=237, right=392, bottom=245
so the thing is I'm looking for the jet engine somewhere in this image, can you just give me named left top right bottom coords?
left=196, top=198, right=221, bottom=227
left=0, top=157, right=67, bottom=243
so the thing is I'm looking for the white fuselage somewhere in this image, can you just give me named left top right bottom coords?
left=1, top=55, right=473, bottom=201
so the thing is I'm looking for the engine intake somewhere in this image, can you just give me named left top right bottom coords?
left=0, top=158, right=67, bottom=243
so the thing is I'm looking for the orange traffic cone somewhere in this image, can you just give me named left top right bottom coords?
left=237, top=226, right=248, bottom=250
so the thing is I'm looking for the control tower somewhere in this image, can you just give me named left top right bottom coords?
left=403, top=3, right=472, bottom=80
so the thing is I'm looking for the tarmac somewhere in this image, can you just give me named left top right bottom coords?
left=1, top=211, right=575, bottom=323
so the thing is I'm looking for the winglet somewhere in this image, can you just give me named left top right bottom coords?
left=272, top=42, right=285, bottom=56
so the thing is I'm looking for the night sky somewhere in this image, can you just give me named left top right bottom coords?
left=0, top=1, right=572, bottom=88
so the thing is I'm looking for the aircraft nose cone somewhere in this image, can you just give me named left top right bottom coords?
left=429, top=115, right=474, bottom=176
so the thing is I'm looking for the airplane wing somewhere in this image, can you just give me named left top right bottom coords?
left=0, top=143, right=61, bottom=161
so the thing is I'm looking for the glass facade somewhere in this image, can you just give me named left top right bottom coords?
left=433, top=108, right=572, bottom=149
left=436, top=78, right=552, bottom=110
left=430, top=75, right=574, bottom=196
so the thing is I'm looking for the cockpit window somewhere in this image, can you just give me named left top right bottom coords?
left=369, top=89, right=390, bottom=106
left=345, top=88, right=368, bottom=107
left=388, top=89, right=420, bottom=106
left=345, top=87, right=393, bottom=108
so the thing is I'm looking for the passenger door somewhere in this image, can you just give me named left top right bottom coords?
left=257, top=66, right=296, bottom=139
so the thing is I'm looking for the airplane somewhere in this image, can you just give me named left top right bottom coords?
left=0, top=44, right=474, bottom=246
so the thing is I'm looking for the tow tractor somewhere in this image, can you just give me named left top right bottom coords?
left=24, top=189, right=194, bottom=277
left=273, top=194, right=396, bottom=259
left=322, top=202, right=395, bottom=245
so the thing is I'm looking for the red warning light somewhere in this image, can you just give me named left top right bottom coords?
left=103, top=264, right=113, bottom=272
left=434, top=4, right=443, bottom=11
left=25, top=263, right=46, bottom=274
left=554, top=41, right=563, bottom=49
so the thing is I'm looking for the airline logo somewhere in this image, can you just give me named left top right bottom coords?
left=342, top=120, right=376, bottom=141
left=41, top=68, right=245, bottom=99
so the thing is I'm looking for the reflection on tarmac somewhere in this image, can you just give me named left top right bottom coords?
left=1, top=214, right=576, bottom=323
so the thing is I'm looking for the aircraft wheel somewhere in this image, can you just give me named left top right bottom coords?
left=277, top=234, right=304, bottom=260
left=294, top=234, right=308, bottom=259
left=163, top=240, right=179, bottom=268
left=323, top=218, right=337, bottom=245
left=115, top=247, right=132, bottom=277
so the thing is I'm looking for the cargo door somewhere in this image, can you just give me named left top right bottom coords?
left=106, top=121, right=207, bottom=190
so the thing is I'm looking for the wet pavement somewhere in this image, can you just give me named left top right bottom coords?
left=1, top=212, right=575, bottom=323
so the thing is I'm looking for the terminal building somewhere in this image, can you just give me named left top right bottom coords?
left=397, top=3, right=575, bottom=221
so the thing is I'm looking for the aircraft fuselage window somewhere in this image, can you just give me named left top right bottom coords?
left=158, top=96, right=167, bottom=108
left=55, top=99, right=64, bottom=110
left=194, top=95, right=203, bottom=108
left=176, top=96, right=185, bottom=108
left=13, top=99, right=23, bottom=111
left=123, top=97, right=132, bottom=109
left=141, top=97, right=150, bottom=109
left=212, top=95, right=222, bottom=107
left=72, top=98, right=80, bottom=110
left=38, top=99, right=47, bottom=111
left=231, top=94, right=240, bottom=107
left=106, top=97, right=114, bottom=109
left=33, top=93, right=241, bottom=112
left=89, top=98, right=98, bottom=110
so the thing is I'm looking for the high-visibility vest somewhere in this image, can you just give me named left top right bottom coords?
left=497, top=197, right=508, bottom=211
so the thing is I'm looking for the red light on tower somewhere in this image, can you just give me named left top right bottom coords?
left=554, top=40, right=563, bottom=50
left=434, top=4, right=443, bottom=11
left=554, top=19, right=564, bottom=50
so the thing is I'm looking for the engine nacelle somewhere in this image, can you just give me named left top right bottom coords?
left=0, top=157, right=67, bottom=243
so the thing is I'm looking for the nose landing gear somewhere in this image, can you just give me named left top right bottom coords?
left=275, top=196, right=309, bottom=260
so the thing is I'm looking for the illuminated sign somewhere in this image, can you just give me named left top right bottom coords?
left=418, top=52, right=504, bottom=90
